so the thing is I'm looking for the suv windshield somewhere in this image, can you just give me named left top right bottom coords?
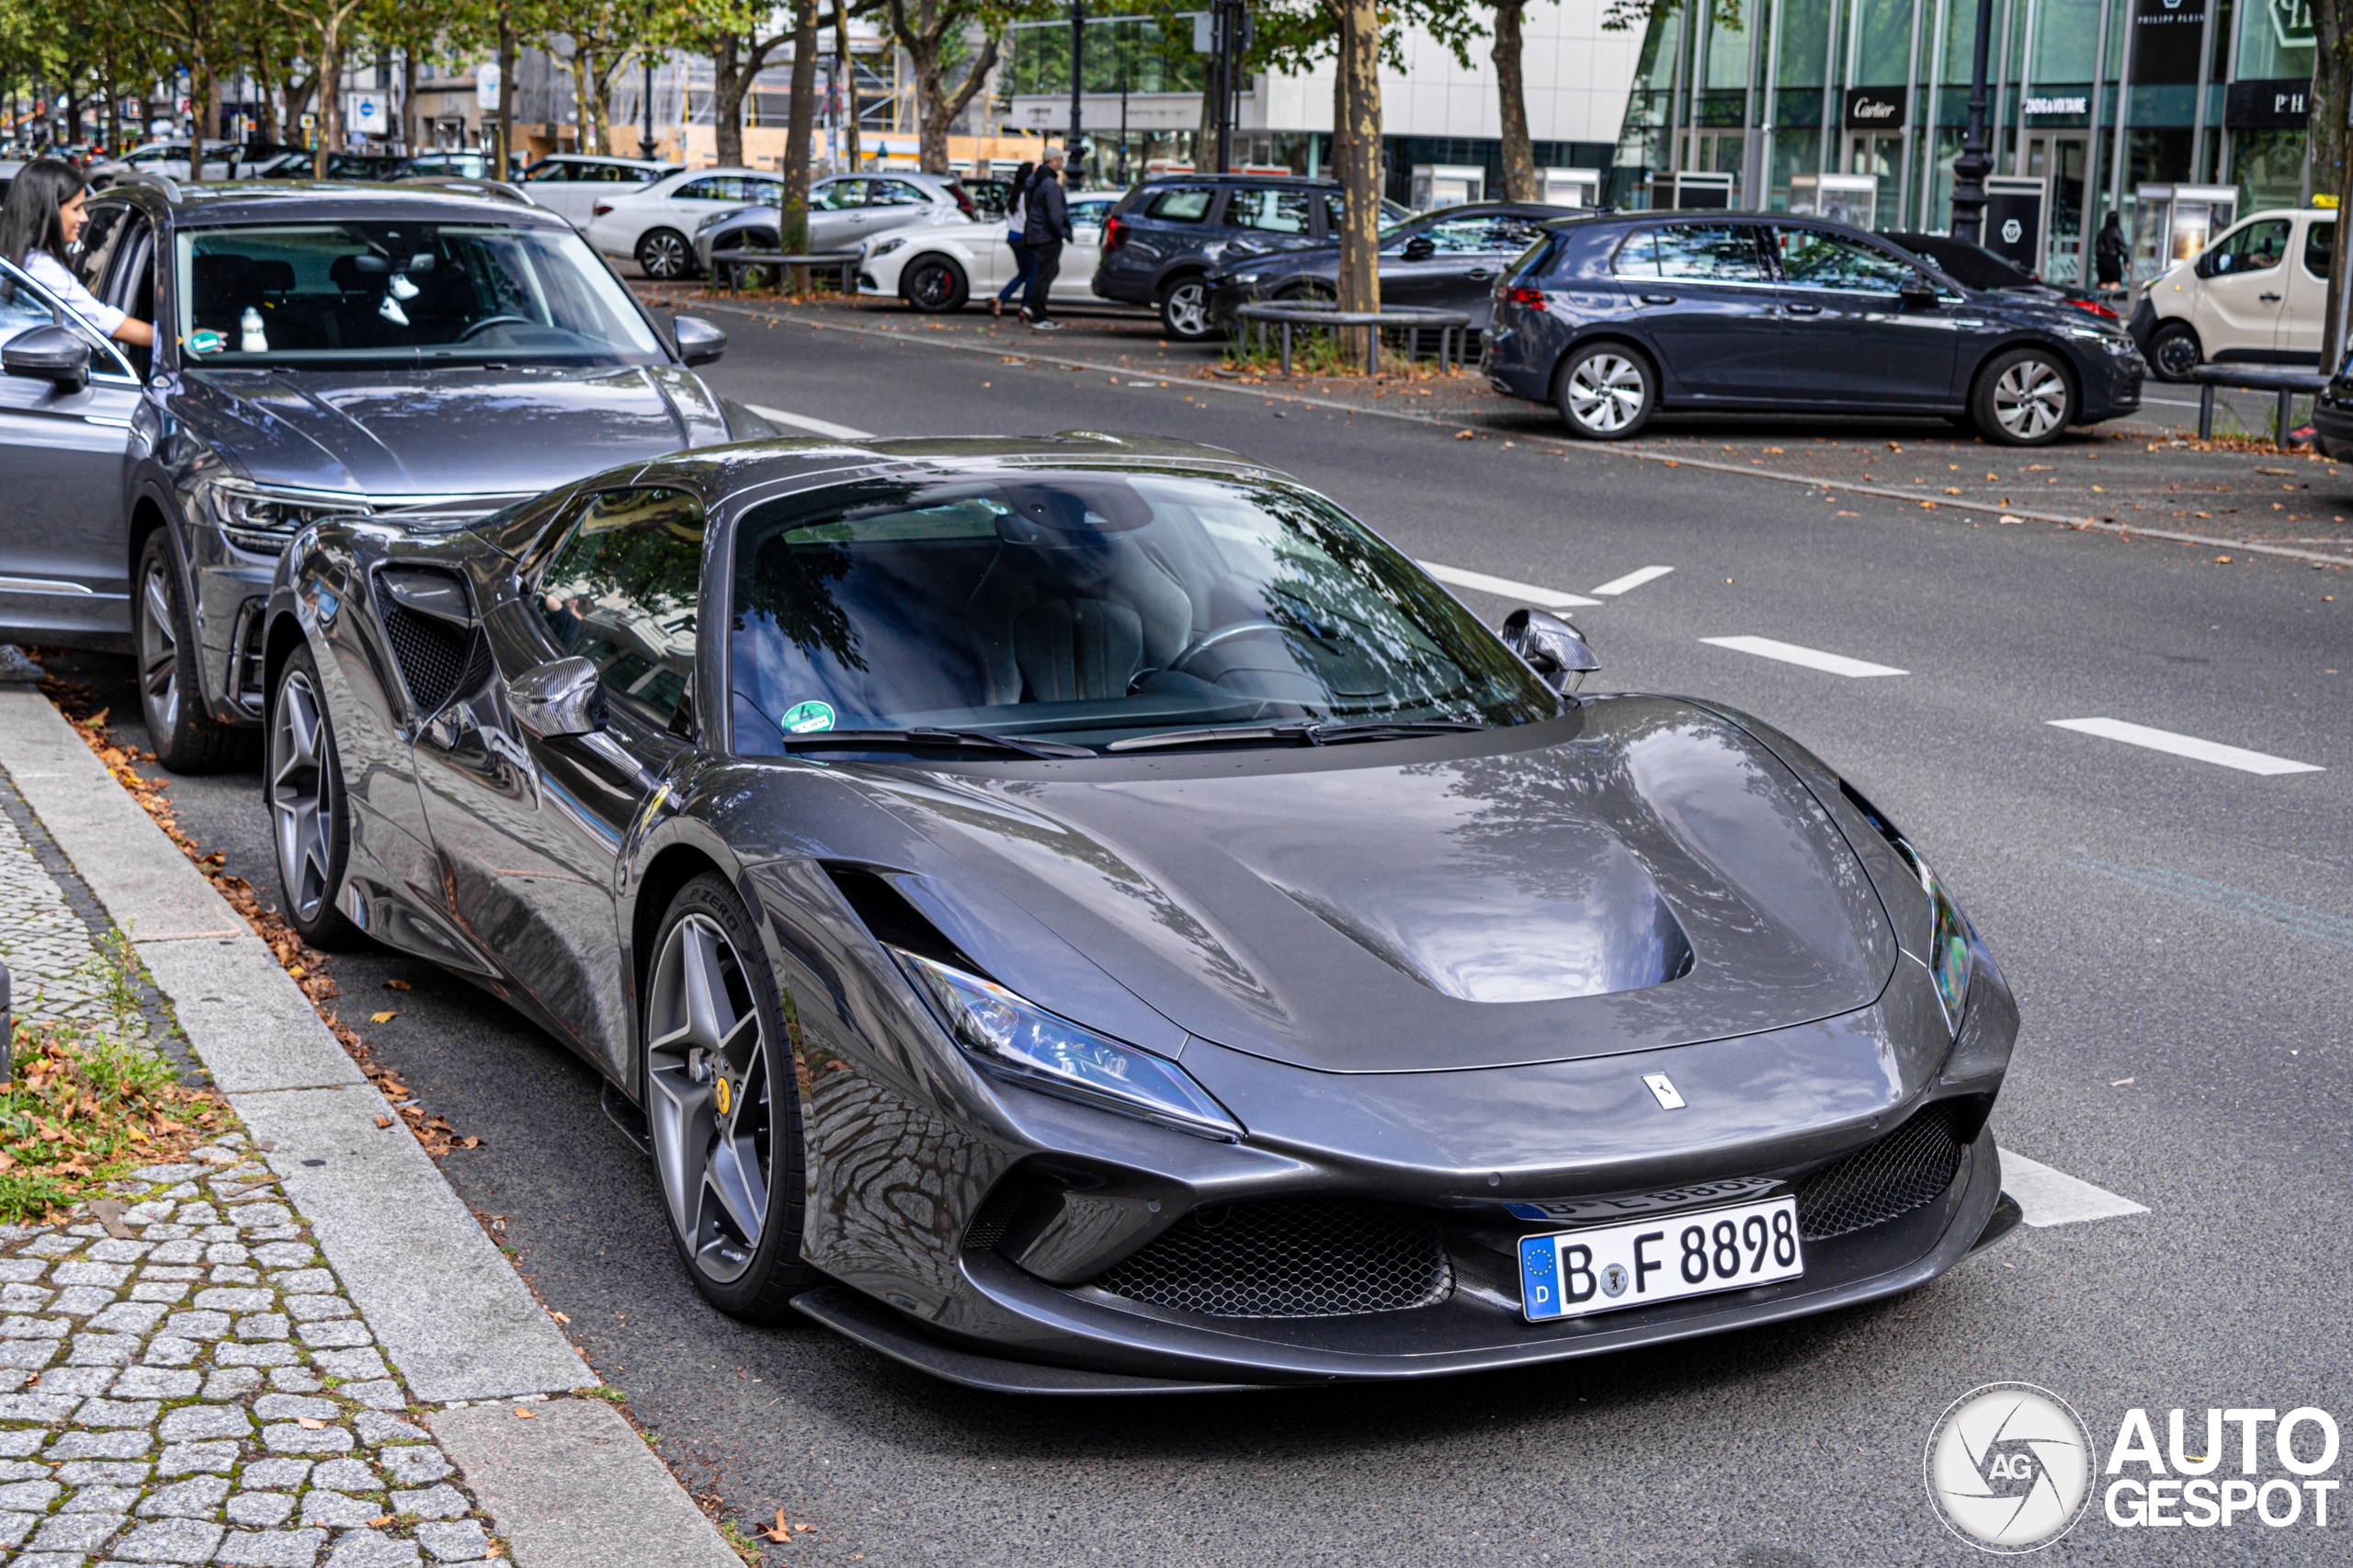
left=174, top=222, right=665, bottom=367
left=727, top=468, right=1555, bottom=753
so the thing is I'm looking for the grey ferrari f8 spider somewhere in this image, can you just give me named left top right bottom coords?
left=261, top=433, right=2018, bottom=1392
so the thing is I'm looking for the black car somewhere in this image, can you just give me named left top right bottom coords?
left=261, top=433, right=2016, bottom=1391
left=1483, top=212, right=2144, bottom=446
left=1205, top=200, right=1583, bottom=334
left=0, top=176, right=761, bottom=772
left=1881, top=231, right=2120, bottom=323
left=1094, top=173, right=1408, bottom=340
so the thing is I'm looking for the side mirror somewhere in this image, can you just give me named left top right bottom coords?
left=2193, top=250, right=2221, bottom=279
left=3, top=325, right=90, bottom=393
left=1402, top=234, right=1436, bottom=261
left=508, top=655, right=605, bottom=741
left=673, top=313, right=726, bottom=366
left=1899, top=278, right=1938, bottom=310
left=1501, top=608, right=1600, bottom=694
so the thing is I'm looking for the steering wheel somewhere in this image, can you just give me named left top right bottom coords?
left=1165, top=620, right=1294, bottom=679
left=459, top=314, right=534, bottom=341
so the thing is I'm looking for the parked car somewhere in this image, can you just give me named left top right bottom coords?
left=1880, top=231, right=2120, bottom=322
left=856, top=188, right=1120, bottom=312
left=518, top=153, right=678, bottom=229
left=2126, top=207, right=2336, bottom=381
left=389, top=150, right=523, bottom=182
left=256, top=431, right=2017, bottom=1388
left=0, top=178, right=765, bottom=773
left=691, top=172, right=975, bottom=279
left=585, top=166, right=787, bottom=279
left=1206, top=201, right=1580, bottom=334
left=1483, top=211, right=2144, bottom=447
left=1094, top=173, right=1412, bottom=339
left=89, top=141, right=245, bottom=185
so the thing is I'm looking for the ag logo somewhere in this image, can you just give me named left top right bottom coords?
left=2002, top=218, right=2024, bottom=244
left=1925, top=1383, right=2096, bottom=1552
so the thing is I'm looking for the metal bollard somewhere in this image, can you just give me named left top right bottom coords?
left=1, top=960, right=11, bottom=1085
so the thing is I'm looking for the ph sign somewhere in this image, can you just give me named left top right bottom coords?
left=1844, top=86, right=1907, bottom=131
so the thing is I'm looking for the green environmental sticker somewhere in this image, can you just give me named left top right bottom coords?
left=187, top=329, right=224, bottom=356
left=781, top=699, right=836, bottom=734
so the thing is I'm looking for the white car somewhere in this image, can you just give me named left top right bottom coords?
left=586, top=165, right=785, bottom=279
left=517, top=153, right=677, bottom=230
left=2133, top=207, right=2338, bottom=381
left=858, top=191, right=1120, bottom=312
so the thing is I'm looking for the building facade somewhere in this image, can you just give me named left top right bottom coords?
left=1620, top=0, right=2315, bottom=282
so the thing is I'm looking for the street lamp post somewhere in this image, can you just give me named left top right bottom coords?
left=1069, top=0, right=1086, bottom=187
left=1949, top=0, right=1996, bottom=244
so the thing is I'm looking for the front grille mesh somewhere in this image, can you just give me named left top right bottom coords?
left=1093, top=1198, right=1452, bottom=1319
left=1794, top=1103, right=1965, bottom=1241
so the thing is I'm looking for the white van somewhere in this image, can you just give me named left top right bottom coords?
left=2131, top=207, right=2337, bottom=381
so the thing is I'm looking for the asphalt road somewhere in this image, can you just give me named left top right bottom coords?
left=58, top=314, right=2353, bottom=1566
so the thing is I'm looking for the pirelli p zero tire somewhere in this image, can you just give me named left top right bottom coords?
left=1972, top=347, right=2076, bottom=447
left=2147, top=322, right=2202, bottom=382
left=136, top=529, right=255, bottom=774
left=1553, top=343, right=1657, bottom=440
left=266, top=645, right=363, bottom=950
left=643, top=873, right=816, bottom=1323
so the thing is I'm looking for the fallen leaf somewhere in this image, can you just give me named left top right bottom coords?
left=2109, top=1077, right=2135, bottom=1087
left=370, top=1011, right=399, bottom=1024
left=1453, top=428, right=1475, bottom=439
left=295, top=1417, right=327, bottom=1430
left=2213, top=555, right=2233, bottom=564
left=485, top=1548, right=506, bottom=1561
left=551, top=1311, right=571, bottom=1324
left=375, top=1116, right=393, bottom=1130
left=759, top=1508, right=793, bottom=1543
left=381, top=980, right=412, bottom=992
left=515, top=1406, right=538, bottom=1419
left=368, top=1515, right=393, bottom=1528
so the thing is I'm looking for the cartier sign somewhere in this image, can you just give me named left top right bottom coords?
left=1843, top=86, right=1907, bottom=131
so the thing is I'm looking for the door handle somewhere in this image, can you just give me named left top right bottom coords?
left=1640, top=293, right=1677, bottom=305
left=2259, top=291, right=2282, bottom=302
left=1783, top=302, right=1822, bottom=315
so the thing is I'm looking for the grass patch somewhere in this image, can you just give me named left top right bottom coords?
left=1221, top=322, right=1469, bottom=381
left=0, top=1019, right=225, bottom=1222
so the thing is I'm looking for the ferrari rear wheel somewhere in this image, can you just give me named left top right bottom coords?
left=644, top=874, right=813, bottom=1321
left=267, top=646, right=362, bottom=949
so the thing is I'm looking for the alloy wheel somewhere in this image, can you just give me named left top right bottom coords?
left=137, top=555, right=180, bottom=737
left=906, top=257, right=960, bottom=311
left=646, top=915, right=774, bottom=1285
left=1993, top=358, right=2068, bottom=440
left=1566, top=354, right=1645, bottom=434
left=639, top=230, right=689, bottom=280
left=1163, top=280, right=1209, bottom=338
left=267, top=669, right=336, bottom=924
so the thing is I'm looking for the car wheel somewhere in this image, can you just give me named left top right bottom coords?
left=267, top=646, right=363, bottom=949
left=135, top=530, right=254, bottom=774
left=644, top=873, right=814, bottom=1322
left=2148, top=322, right=2201, bottom=382
left=1160, top=276, right=1211, bottom=339
left=903, top=255, right=969, bottom=313
left=1553, top=344, right=1655, bottom=440
left=1972, top=347, right=2076, bottom=446
left=636, top=228, right=694, bottom=280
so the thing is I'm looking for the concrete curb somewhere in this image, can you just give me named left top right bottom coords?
left=0, top=687, right=744, bottom=1567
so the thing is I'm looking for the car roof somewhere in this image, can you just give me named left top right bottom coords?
left=1134, top=172, right=1337, bottom=188
left=98, top=176, right=573, bottom=230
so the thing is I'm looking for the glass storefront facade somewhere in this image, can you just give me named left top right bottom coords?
left=1619, top=0, right=2316, bottom=281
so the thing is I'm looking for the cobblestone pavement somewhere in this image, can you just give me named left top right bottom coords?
left=0, top=806, right=142, bottom=1037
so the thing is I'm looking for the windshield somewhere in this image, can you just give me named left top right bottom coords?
left=173, top=222, right=665, bottom=368
left=727, top=468, right=1556, bottom=753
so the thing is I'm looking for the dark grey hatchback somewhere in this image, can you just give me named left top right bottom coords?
left=1483, top=212, right=2144, bottom=446
left=0, top=176, right=759, bottom=770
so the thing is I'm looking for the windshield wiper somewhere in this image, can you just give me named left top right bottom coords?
left=1105, top=719, right=1487, bottom=754
left=782, top=727, right=1096, bottom=760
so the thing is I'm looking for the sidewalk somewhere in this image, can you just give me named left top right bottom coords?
left=0, top=685, right=744, bottom=1568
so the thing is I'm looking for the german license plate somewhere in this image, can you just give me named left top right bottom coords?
left=1519, top=1195, right=1803, bottom=1322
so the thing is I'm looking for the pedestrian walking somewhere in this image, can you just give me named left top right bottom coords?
left=993, top=161, right=1036, bottom=319
left=1022, top=147, right=1072, bottom=331
left=2094, top=211, right=2128, bottom=292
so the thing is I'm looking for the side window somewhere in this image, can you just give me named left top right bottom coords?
left=1773, top=229, right=1920, bottom=292
left=586, top=164, right=637, bottom=183
left=1620, top=224, right=1770, bottom=282
left=75, top=204, right=131, bottom=293
left=2307, top=221, right=2336, bottom=280
left=536, top=487, right=705, bottom=730
left=0, top=260, right=55, bottom=348
left=676, top=176, right=740, bottom=202
left=1321, top=192, right=1345, bottom=236
left=1228, top=187, right=1311, bottom=234
left=524, top=162, right=574, bottom=183
left=2209, top=220, right=2290, bottom=275
left=812, top=178, right=866, bottom=210
left=870, top=179, right=928, bottom=206
left=1144, top=187, right=1213, bottom=222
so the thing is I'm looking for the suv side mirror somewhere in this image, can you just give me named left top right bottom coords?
left=3, top=325, right=90, bottom=393
left=509, top=656, right=605, bottom=740
left=672, top=314, right=726, bottom=366
left=1501, top=608, right=1600, bottom=694
left=1899, top=278, right=1938, bottom=310
left=1402, top=233, right=1436, bottom=261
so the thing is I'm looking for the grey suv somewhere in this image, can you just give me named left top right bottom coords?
left=0, top=176, right=764, bottom=771
left=1093, top=174, right=1409, bottom=339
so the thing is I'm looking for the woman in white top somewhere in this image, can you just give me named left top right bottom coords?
left=0, top=159, right=154, bottom=348
left=992, top=162, right=1035, bottom=319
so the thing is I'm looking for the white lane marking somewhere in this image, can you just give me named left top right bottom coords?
left=745, top=403, right=875, bottom=441
left=1418, top=562, right=1600, bottom=608
left=1591, top=564, right=1675, bottom=597
left=2001, top=1152, right=2148, bottom=1228
left=2046, top=717, right=2324, bottom=776
left=1699, top=635, right=1907, bottom=677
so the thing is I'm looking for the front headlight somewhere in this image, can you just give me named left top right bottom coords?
left=202, top=477, right=371, bottom=555
left=869, top=236, right=905, bottom=258
left=892, top=948, right=1242, bottom=1141
left=1841, top=784, right=1973, bottom=1034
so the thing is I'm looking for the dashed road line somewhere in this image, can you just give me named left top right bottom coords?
left=1419, top=562, right=1601, bottom=608
left=2001, top=1152, right=2149, bottom=1227
left=2046, top=717, right=2324, bottom=775
left=1591, top=565, right=1676, bottom=596
left=746, top=403, right=876, bottom=441
left=2072, top=860, right=2353, bottom=949
left=1699, top=635, right=1908, bottom=678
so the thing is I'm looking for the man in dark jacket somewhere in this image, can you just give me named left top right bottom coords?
left=2095, top=211, right=2128, bottom=292
left=1022, top=147, right=1072, bottom=330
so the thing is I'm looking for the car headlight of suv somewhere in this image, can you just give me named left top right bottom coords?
left=201, top=477, right=372, bottom=555
left=869, top=236, right=906, bottom=258
left=892, top=948, right=1242, bottom=1140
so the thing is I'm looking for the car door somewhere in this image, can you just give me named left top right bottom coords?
left=1615, top=221, right=1784, bottom=400
left=805, top=177, right=870, bottom=252
left=1385, top=213, right=1547, bottom=326
left=1222, top=186, right=1320, bottom=267
left=523, top=161, right=588, bottom=226
left=414, top=485, right=701, bottom=1081
left=2189, top=218, right=2292, bottom=359
left=1055, top=195, right=1119, bottom=296
left=860, top=177, right=937, bottom=244
left=0, top=256, right=142, bottom=643
left=2279, top=215, right=2335, bottom=360
left=1766, top=224, right=1960, bottom=404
